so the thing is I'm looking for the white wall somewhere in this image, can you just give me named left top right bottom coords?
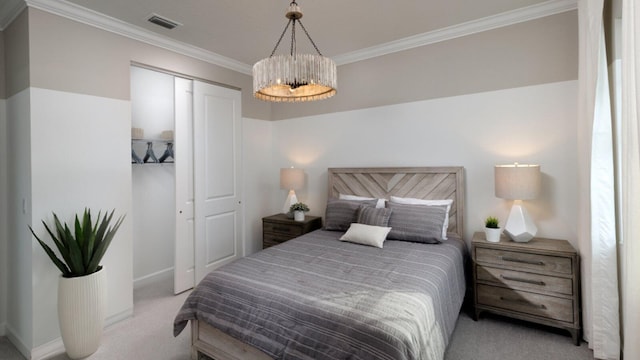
left=5, top=88, right=33, bottom=354
left=271, top=81, right=579, bottom=247
left=0, top=98, right=7, bottom=335
left=242, top=117, right=276, bottom=255
left=130, top=66, right=176, bottom=283
left=29, top=87, right=133, bottom=351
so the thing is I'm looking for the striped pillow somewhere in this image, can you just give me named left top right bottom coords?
left=386, top=203, right=447, bottom=244
left=324, top=198, right=377, bottom=231
left=357, top=205, right=393, bottom=227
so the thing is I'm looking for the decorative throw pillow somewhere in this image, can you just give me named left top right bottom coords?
left=339, top=193, right=386, bottom=208
left=390, top=196, right=453, bottom=240
left=339, top=223, right=392, bottom=248
left=357, top=205, right=393, bottom=227
left=324, top=198, right=377, bottom=231
left=386, top=203, right=447, bottom=244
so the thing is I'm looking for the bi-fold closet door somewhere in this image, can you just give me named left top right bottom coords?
left=174, top=78, right=243, bottom=294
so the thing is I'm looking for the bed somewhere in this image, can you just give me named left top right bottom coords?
left=174, top=167, right=467, bottom=360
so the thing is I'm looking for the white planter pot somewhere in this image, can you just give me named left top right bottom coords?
left=485, top=227, right=502, bottom=243
left=58, top=269, right=106, bottom=359
left=294, top=211, right=305, bottom=222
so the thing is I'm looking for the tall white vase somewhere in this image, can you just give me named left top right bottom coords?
left=58, top=269, right=106, bottom=359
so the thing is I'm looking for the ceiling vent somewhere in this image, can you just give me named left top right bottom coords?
left=147, top=14, right=182, bottom=30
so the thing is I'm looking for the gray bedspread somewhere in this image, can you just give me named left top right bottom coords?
left=174, top=229, right=467, bottom=360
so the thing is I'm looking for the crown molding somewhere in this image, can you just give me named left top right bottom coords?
left=333, top=0, right=578, bottom=65
left=0, top=0, right=26, bottom=30
left=24, top=0, right=252, bottom=75
left=7, top=0, right=577, bottom=72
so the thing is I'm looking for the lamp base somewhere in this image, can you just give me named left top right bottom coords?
left=282, top=190, right=298, bottom=215
left=504, top=201, right=537, bottom=242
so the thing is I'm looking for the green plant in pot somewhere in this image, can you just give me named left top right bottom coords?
left=29, top=209, right=125, bottom=359
left=484, top=216, right=501, bottom=243
left=289, top=202, right=310, bottom=222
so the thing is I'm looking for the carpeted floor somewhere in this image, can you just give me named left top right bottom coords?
left=0, top=277, right=594, bottom=360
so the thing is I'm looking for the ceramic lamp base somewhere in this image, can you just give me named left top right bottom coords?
left=504, top=201, right=537, bottom=242
left=282, top=190, right=298, bottom=214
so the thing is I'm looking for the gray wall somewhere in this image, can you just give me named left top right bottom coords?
left=271, top=10, right=578, bottom=120
left=27, top=8, right=269, bottom=120
left=0, top=28, right=7, bottom=336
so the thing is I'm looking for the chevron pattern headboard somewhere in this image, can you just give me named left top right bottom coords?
left=327, top=167, right=465, bottom=237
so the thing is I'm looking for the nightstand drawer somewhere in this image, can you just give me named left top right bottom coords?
left=476, top=248, right=573, bottom=275
left=477, top=266, right=573, bottom=296
left=263, top=234, right=290, bottom=248
left=263, top=222, right=303, bottom=237
left=477, top=284, right=573, bottom=323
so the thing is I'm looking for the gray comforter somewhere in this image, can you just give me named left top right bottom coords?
left=174, top=229, right=467, bottom=360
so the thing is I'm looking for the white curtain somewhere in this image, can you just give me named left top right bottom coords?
left=620, top=1, right=640, bottom=360
left=577, top=0, right=621, bottom=359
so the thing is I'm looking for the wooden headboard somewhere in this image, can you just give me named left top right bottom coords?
left=328, top=167, right=465, bottom=238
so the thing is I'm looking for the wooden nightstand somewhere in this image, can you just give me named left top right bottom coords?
left=472, top=231, right=581, bottom=345
left=262, top=214, right=322, bottom=249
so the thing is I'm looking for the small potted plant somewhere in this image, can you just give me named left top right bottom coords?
left=289, top=202, right=310, bottom=222
left=484, top=216, right=501, bottom=242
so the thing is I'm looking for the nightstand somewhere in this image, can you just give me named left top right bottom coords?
left=472, top=231, right=581, bottom=345
left=262, top=214, right=322, bottom=249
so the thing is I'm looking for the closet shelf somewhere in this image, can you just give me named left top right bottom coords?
left=132, top=139, right=174, bottom=164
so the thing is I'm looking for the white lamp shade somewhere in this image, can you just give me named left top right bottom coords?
left=280, top=168, right=304, bottom=190
left=495, top=164, right=541, bottom=200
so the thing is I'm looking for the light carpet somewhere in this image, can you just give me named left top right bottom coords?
left=0, top=277, right=594, bottom=360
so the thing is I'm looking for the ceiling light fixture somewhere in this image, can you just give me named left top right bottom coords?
left=253, top=1, right=337, bottom=102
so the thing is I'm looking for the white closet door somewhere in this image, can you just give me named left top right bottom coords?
left=193, top=81, right=243, bottom=285
left=174, top=77, right=195, bottom=294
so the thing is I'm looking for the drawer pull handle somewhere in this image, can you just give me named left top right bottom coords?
left=499, top=296, right=547, bottom=309
left=501, top=256, right=544, bottom=266
left=273, top=226, right=292, bottom=232
left=501, top=275, right=545, bottom=286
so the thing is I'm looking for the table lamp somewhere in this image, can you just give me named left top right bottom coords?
left=495, top=163, right=541, bottom=242
left=280, top=167, right=304, bottom=214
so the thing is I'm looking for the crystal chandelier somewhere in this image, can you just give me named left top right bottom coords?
left=253, top=1, right=337, bottom=102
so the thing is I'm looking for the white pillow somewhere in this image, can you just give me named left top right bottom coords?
left=389, top=196, right=453, bottom=240
left=339, top=223, right=391, bottom=248
left=339, top=193, right=386, bottom=208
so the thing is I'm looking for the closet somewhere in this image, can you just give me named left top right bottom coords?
left=131, top=65, right=242, bottom=295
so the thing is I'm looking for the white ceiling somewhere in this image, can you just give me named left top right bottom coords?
left=2, top=0, right=575, bottom=69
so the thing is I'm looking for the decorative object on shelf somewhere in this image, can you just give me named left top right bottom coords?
left=131, top=139, right=174, bottom=164
left=289, top=202, right=310, bottom=222
left=253, top=0, right=337, bottom=102
left=29, top=209, right=125, bottom=359
left=495, top=163, right=541, bottom=242
left=143, top=141, right=159, bottom=163
left=160, top=130, right=174, bottom=140
left=131, top=127, right=144, bottom=139
left=280, top=167, right=305, bottom=215
left=484, top=216, right=501, bottom=242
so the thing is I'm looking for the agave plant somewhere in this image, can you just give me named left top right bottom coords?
left=29, top=209, right=125, bottom=278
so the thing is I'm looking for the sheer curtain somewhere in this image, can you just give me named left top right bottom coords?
left=577, top=0, right=620, bottom=359
left=579, top=0, right=640, bottom=359
left=620, top=1, right=640, bottom=360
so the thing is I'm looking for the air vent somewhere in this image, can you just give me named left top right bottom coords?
left=147, top=14, right=182, bottom=30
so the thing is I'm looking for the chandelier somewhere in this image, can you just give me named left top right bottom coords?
left=253, top=1, right=337, bottom=102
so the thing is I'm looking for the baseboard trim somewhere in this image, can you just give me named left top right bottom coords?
left=31, top=337, right=64, bottom=360
left=5, top=323, right=31, bottom=360
left=29, top=307, right=134, bottom=360
left=133, top=267, right=174, bottom=290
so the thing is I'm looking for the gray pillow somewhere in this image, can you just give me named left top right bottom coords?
left=386, top=203, right=447, bottom=244
left=357, top=205, right=393, bottom=227
left=324, top=198, right=377, bottom=231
